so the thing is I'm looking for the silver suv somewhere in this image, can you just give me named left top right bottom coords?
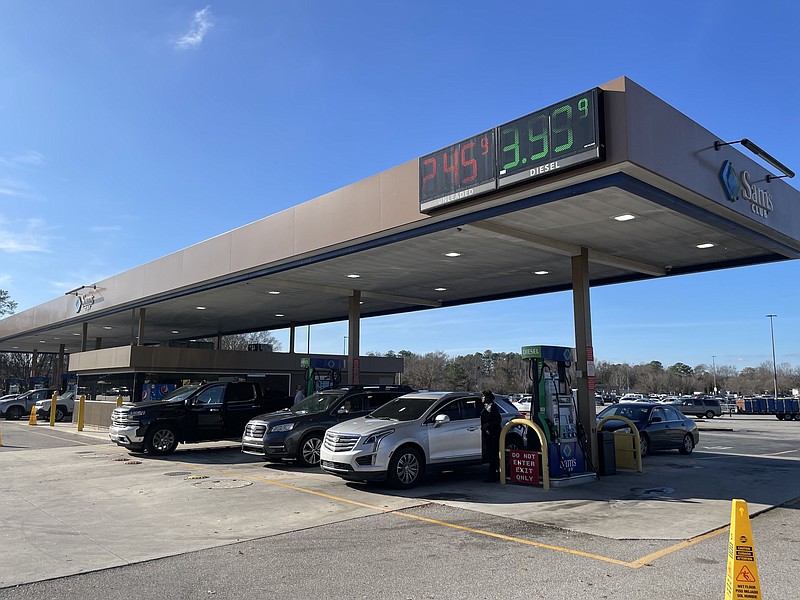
left=670, top=397, right=722, bottom=419
left=319, top=391, right=524, bottom=489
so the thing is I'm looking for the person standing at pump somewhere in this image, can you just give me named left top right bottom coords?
left=294, top=385, right=305, bottom=404
left=481, top=390, right=502, bottom=483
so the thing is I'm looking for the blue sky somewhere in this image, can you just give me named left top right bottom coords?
left=1, top=1, right=798, bottom=370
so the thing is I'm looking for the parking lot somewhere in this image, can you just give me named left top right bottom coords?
left=1, top=415, right=799, bottom=599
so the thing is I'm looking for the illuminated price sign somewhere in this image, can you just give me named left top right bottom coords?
left=419, top=129, right=496, bottom=213
left=497, top=89, right=602, bottom=188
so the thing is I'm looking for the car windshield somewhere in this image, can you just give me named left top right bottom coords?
left=291, top=391, right=344, bottom=415
left=368, top=395, right=438, bottom=421
left=163, top=384, right=201, bottom=402
left=599, top=404, right=652, bottom=423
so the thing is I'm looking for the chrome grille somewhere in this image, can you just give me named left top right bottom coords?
left=245, top=422, right=267, bottom=438
left=323, top=432, right=360, bottom=452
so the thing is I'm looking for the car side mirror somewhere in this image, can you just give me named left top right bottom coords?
left=433, top=414, right=450, bottom=427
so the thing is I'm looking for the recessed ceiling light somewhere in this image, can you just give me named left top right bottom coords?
left=696, top=243, right=715, bottom=249
left=73, top=333, right=81, bottom=336
left=613, top=214, right=636, bottom=222
left=54, top=337, right=60, bottom=340
left=346, top=274, right=361, bottom=279
left=103, top=326, right=112, bottom=330
left=434, top=287, right=447, bottom=291
left=533, top=270, right=550, bottom=275
left=195, top=306, right=207, bottom=310
left=171, top=330, right=180, bottom=334
left=39, top=340, right=47, bottom=343
left=268, top=291, right=281, bottom=295
left=444, top=252, right=461, bottom=257
left=275, top=313, right=284, bottom=317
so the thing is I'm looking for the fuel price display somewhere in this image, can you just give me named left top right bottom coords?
left=497, top=89, right=602, bottom=188
left=419, top=129, right=496, bottom=212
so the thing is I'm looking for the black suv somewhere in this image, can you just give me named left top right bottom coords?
left=241, top=384, right=415, bottom=467
left=670, top=397, right=722, bottom=419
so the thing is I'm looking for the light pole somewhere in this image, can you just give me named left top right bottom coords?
left=711, top=355, right=717, bottom=396
left=766, top=314, right=778, bottom=399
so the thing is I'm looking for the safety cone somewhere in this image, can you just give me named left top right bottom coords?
left=29, top=406, right=38, bottom=426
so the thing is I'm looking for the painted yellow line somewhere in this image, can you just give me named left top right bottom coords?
left=629, top=525, right=729, bottom=567
left=180, top=462, right=694, bottom=569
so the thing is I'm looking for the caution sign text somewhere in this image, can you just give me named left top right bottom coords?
left=725, top=499, right=762, bottom=600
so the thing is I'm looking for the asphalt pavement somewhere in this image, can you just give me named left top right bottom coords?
left=1, top=414, right=798, bottom=597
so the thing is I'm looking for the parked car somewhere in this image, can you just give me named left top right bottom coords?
left=670, top=397, right=722, bottom=419
left=242, top=385, right=415, bottom=467
left=320, top=391, right=525, bottom=489
left=596, top=401, right=699, bottom=457
left=0, top=388, right=60, bottom=420
left=35, top=391, right=77, bottom=422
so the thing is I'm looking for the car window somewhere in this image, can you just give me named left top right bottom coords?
left=194, top=385, right=224, bottom=406
left=365, top=392, right=394, bottom=410
left=292, top=391, right=344, bottom=414
left=341, top=393, right=366, bottom=412
left=662, top=405, right=684, bottom=421
left=462, top=397, right=482, bottom=419
left=436, top=399, right=464, bottom=421
left=651, top=407, right=666, bottom=421
left=227, top=384, right=258, bottom=404
left=370, top=395, right=438, bottom=421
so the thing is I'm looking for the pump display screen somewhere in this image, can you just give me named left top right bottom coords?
left=497, top=89, right=602, bottom=188
left=419, top=129, right=496, bottom=213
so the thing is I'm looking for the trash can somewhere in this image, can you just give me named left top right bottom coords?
left=596, top=430, right=616, bottom=476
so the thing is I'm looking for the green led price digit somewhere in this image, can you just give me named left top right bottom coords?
left=578, top=97, right=589, bottom=118
left=552, top=104, right=573, bottom=154
left=528, top=114, right=548, bottom=161
left=501, top=126, right=520, bottom=170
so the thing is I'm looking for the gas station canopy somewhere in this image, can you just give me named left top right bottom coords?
left=1, top=76, right=799, bottom=355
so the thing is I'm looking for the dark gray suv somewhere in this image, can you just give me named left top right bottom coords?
left=670, top=397, right=722, bottom=419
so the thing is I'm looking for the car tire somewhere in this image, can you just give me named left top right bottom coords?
left=704, top=410, right=715, bottom=419
left=387, top=446, right=424, bottom=489
left=639, top=433, right=650, bottom=457
left=7, top=406, right=23, bottom=420
left=145, top=425, right=179, bottom=456
left=55, top=406, right=67, bottom=422
left=679, top=434, right=694, bottom=455
left=776, top=414, right=785, bottom=421
left=297, top=434, right=323, bottom=467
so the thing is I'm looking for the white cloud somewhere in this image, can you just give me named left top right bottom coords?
left=0, top=215, right=50, bottom=253
left=175, top=6, right=214, bottom=50
left=0, top=150, right=45, bottom=169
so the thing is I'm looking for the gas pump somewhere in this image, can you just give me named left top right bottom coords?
left=303, top=357, right=345, bottom=393
left=521, top=345, right=586, bottom=479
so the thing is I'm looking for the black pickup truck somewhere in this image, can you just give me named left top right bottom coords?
left=108, top=381, right=290, bottom=455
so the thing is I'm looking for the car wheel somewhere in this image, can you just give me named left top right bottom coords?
left=297, top=434, right=323, bottom=467
left=679, top=434, right=694, bottom=455
left=704, top=410, right=715, bottom=419
left=55, top=406, right=67, bottom=422
left=776, top=414, right=785, bottom=421
left=387, top=446, right=424, bottom=489
left=7, top=406, right=23, bottom=420
left=639, top=433, right=650, bottom=457
left=145, top=425, right=179, bottom=456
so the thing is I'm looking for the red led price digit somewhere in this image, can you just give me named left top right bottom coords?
left=442, top=149, right=459, bottom=186
left=421, top=157, right=437, bottom=190
left=481, top=135, right=490, bottom=155
left=461, top=141, right=477, bottom=184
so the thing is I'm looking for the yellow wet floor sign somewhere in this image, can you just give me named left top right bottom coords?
left=725, top=499, right=762, bottom=600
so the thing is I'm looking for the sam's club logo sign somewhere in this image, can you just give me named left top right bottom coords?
left=719, top=160, right=773, bottom=219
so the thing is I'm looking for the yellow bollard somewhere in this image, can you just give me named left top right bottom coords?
left=29, top=405, right=38, bottom=426
left=116, top=395, right=123, bottom=407
left=77, top=395, right=85, bottom=431
left=49, top=391, right=58, bottom=427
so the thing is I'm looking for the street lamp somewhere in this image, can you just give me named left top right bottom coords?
left=766, top=314, right=778, bottom=399
left=711, top=355, right=717, bottom=395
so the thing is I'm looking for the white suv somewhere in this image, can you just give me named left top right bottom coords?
left=320, top=391, right=523, bottom=489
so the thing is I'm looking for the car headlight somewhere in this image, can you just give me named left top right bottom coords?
left=362, top=429, right=394, bottom=452
left=270, top=423, right=295, bottom=433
